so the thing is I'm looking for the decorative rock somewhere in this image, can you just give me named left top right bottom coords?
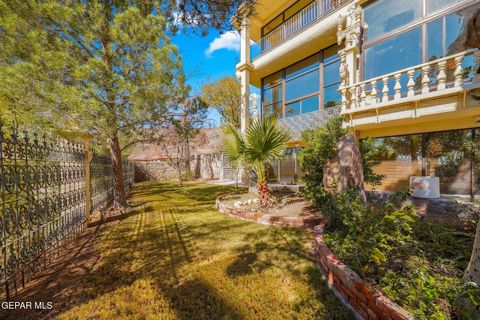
left=323, top=133, right=367, bottom=203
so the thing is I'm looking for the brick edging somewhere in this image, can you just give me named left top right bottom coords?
left=216, top=193, right=415, bottom=320
left=314, top=222, right=415, bottom=320
left=215, top=194, right=322, bottom=228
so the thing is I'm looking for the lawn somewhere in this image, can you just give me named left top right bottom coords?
left=47, top=181, right=353, bottom=319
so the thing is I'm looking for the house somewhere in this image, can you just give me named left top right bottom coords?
left=128, top=127, right=228, bottom=181
left=234, top=0, right=480, bottom=198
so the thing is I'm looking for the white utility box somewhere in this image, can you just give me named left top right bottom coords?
left=410, top=176, right=440, bottom=199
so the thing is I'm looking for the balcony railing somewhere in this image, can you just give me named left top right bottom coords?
left=259, top=0, right=350, bottom=54
left=342, top=49, right=479, bottom=114
left=279, top=105, right=341, bottom=140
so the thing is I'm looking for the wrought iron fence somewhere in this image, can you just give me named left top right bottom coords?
left=0, top=122, right=134, bottom=298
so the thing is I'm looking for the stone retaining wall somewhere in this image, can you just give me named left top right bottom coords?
left=216, top=194, right=415, bottom=320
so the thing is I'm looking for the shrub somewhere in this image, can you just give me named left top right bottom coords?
left=323, top=192, right=478, bottom=319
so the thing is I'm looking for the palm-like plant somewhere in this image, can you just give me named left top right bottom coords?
left=223, top=115, right=291, bottom=207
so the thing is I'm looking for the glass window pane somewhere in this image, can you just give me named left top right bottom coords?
left=285, top=101, right=300, bottom=117
left=262, top=85, right=282, bottom=105
left=301, top=95, right=319, bottom=113
left=443, top=3, right=480, bottom=55
left=364, top=27, right=422, bottom=80
left=427, top=0, right=458, bottom=15
left=424, top=130, right=471, bottom=195
left=286, top=55, right=319, bottom=80
left=324, top=45, right=339, bottom=64
left=262, top=102, right=282, bottom=117
left=446, top=11, right=464, bottom=55
left=285, top=69, right=319, bottom=101
left=323, top=84, right=341, bottom=108
left=324, top=60, right=340, bottom=86
left=263, top=71, right=283, bottom=88
left=427, top=17, right=444, bottom=61
left=365, top=135, right=422, bottom=192
left=364, top=0, right=422, bottom=40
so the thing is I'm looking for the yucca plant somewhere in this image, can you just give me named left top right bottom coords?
left=223, top=115, right=291, bottom=207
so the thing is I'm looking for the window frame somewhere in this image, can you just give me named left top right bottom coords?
left=260, top=44, right=341, bottom=119
left=360, top=0, right=475, bottom=81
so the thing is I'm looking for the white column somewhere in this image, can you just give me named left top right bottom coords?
left=240, top=70, right=250, bottom=133
left=236, top=16, right=254, bottom=185
left=238, top=17, right=252, bottom=133
left=240, top=17, right=250, bottom=65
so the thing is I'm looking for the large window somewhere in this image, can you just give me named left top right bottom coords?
left=367, top=128, right=480, bottom=198
left=363, top=0, right=479, bottom=81
left=261, top=45, right=341, bottom=118
left=262, top=71, right=283, bottom=116
left=364, top=0, right=422, bottom=41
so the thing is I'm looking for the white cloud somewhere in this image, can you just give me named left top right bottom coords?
left=205, top=31, right=241, bottom=57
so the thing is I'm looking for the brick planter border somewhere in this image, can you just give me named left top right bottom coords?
left=313, top=222, right=414, bottom=320
left=216, top=193, right=415, bottom=320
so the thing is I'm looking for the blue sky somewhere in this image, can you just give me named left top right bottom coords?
left=172, top=29, right=259, bottom=126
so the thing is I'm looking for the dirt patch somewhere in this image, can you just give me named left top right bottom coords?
left=222, top=191, right=319, bottom=218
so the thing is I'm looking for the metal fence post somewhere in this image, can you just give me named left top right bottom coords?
left=83, top=135, right=93, bottom=224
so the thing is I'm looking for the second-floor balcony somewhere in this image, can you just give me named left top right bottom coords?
left=342, top=49, right=480, bottom=128
left=255, top=0, right=350, bottom=57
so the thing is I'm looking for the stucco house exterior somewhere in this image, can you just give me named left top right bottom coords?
left=234, top=0, right=480, bottom=198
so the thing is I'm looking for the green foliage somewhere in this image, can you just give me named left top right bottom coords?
left=323, top=191, right=478, bottom=319
left=298, top=117, right=384, bottom=214
left=223, top=115, right=291, bottom=181
left=323, top=190, right=417, bottom=276
left=298, top=117, right=345, bottom=209
left=223, top=115, right=291, bottom=206
left=359, top=137, right=385, bottom=186
left=201, top=76, right=241, bottom=128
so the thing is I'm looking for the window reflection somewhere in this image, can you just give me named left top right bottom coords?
left=261, top=45, right=341, bottom=118
left=364, top=0, right=422, bottom=41
left=427, top=0, right=458, bottom=15
left=285, top=70, right=319, bottom=101
left=366, top=129, right=478, bottom=196
left=364, top=28, right=422, bottom=80
left=364, top=1, right=479, bottom=83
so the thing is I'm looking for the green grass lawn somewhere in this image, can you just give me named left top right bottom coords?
left=59, top=181, right=353, bottom=319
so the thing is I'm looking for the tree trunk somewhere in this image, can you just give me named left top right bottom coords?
left=464, top=219, right=480, bottom=284
left=323, top=133, right=367, bottom=204
left=108, top=133, right=128, bottom=208
left=257, top=178, right=269, bottom=207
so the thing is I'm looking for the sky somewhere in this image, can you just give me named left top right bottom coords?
left=172, top=29, right=260, bottom=127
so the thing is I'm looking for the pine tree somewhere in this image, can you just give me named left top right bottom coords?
left=0, top=0, right=186, bottom=207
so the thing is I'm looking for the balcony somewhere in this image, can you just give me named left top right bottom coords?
left=342, top=49, right=480, bottom=128
left=278, top=105, right=341, bottom=140
left=254, top=0, right=350, bottom=59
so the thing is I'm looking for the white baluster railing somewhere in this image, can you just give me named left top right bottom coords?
left=260, top=0, right=351, bottom=54
left=343, top=49, right=478, bottom=112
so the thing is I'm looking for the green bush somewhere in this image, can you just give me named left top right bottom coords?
left=299, top=117, right=478, bottom=319
left=298, top=116, right=384, bottom=227
left=323, top=192, right=478, bottom=319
